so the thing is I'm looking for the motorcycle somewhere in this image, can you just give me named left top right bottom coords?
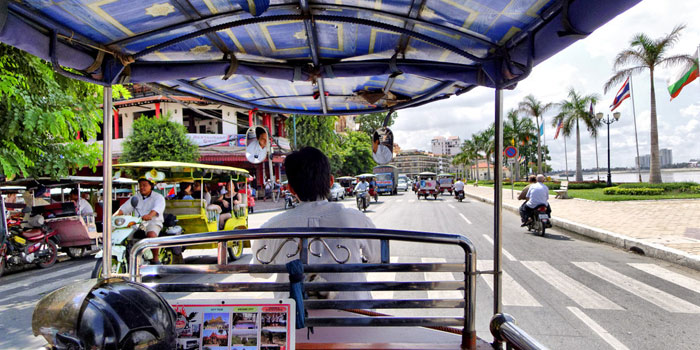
left=284, top=190, right=298, bottom=210
left=455, top=190, right=465, bottom=202
left=91, top=197, right=183, bottom=278
left=356, top=190, right=370, bottom=212
left=526, top=205, right=552, bottom=236
left=0, top=211, right=59, bottom=277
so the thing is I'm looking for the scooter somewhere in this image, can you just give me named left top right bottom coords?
left=91, top=197, right=183, bottom=278
left=356, top=190, right=370, bottom=212
left=526, top=205, right=552, bottom=236
left=284, top=190, right=298, bottom=210
left=454, top=190, right=465, bottom=202
left=0, top=211, right=59, bottom=277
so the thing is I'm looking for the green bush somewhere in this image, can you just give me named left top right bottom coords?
left=603, top=187, right=665, bottom=195
left=689, top=186, right=700, bottom=194
left=567, top=181, right=609, bottom=189
left=617, top=182, right=698, bottom=192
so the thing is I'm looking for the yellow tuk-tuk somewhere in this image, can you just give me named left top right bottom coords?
left=114, top=161, right=250, bottom=260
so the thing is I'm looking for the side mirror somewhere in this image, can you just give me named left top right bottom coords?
left=245, top=126, right=269, bottom=164
left=371, top=127, right=394, bottom=165
left=130, top=196, right=139, bottom=208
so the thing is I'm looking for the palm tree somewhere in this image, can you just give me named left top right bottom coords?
left=504, top=109, right=536, bottom=180
left=453, top=139, right=478, bottom=180
left=551, top=88, right=599, bottom=182
left=518, top=95, right=554, bottom=174
left=603, top=24, right=694, bottom=183
left=479, top=126, right=495, bottom=181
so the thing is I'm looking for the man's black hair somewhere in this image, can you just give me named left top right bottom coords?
left=70, top=189, right=79, bottom=196
left=373, top=131, right=380, bottom=143
left=255, top=127, right=267, bottom=139
left=284, top=146, right=330, bottom=201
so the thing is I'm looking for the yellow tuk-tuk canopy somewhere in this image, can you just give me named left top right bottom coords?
left=115, top=161, right=249, bottom=182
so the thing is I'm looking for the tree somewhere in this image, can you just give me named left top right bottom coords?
left=504, top=109, right=536, bottom=181
left=0, top=43, right=129, bottom=179
left=603, top=24, right=693, bottom=183
left=518, top=95, right=554, bottom=174
left=355, top=112, right=397, bottom=136
left=337, top=131, right=376, bottom=176
left=453, top=138, right=478, bottom=180
left=285, top=115, right=344, bottom=173
left=120, top=114, right=199, bottom=163
left=551, top=88, right=599, bottom=182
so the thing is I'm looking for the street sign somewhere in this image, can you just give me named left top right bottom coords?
left=507, top=158, right=516, bottom=164
left=504, top=146, right=518, bottom=158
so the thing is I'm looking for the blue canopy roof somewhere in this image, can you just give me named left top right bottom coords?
left=0, top=0, right=640, bottom=115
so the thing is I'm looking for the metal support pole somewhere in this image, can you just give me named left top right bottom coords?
left=293, top=115, right=297, bottom=149
left=493, top=88, right=504, bottom=318
left=102, top=86, right=113, bottom=278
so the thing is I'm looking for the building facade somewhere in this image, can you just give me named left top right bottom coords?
left=431, top=136, right=461, bottom=156
left=390, top=150, right=455, bottom=178
left=636, top=148, right=672, bottom=169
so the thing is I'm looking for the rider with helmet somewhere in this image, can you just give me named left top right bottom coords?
left=520, top=174, right=550, bottom=226
left=115, top=177, right=165, bottom=264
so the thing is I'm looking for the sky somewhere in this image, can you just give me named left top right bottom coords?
left=393, top=0, right=700, bottom=171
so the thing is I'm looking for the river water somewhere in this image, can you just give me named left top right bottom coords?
left=554, top=169, right=700, bottom=183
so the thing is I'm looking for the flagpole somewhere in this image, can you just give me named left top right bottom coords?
left=595, top=132, right=600, bottom=182
left=629, top=76, right=643, bottom=183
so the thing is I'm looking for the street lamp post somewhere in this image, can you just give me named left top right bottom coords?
left=596, top=112, right=621, bottom=187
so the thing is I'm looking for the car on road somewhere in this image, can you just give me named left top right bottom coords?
left=329, top=182, right=345, bottom=201
left=397, top=180, right=408, bottom=192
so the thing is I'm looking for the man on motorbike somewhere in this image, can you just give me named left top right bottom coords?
left=254, top=147, right=379, bottom=300
left=517, top=175, right=537, bottom=201
left=354, top=178, right=370, bottom=202
left=453, top=178, right=465, bottom=198
left=115, top=178, right=166, bottom=264
left=519, top=174, right=550, bottom=227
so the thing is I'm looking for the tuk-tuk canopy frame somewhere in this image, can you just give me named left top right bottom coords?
left=114, top=161, right=249, bottom=182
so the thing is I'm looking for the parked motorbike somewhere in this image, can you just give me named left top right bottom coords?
left=91, top=197, right=183, bottom=278
left=455, top=190, right=465, bottom=202
left=356, top=190, right=370, bottom=212
left=284, top=190, right=298, bottom=210
left=526, top=205, right=551, bottom=236
left=1, top=212, right=59, bottom=277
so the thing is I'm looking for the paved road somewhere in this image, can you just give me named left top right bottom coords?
left=2, top=191, right=700, bottom=349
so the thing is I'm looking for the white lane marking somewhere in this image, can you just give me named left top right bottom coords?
left=477, top=260, right=541, bottom=307
left=0, top=262, right=90, bottom=293
left=628, top=263, right=700, bottom=294
left=458, top=213, right=472, bottom=224
left=574, top=262, right=700, bottom=313
left=408, top=199, right=415, bottom=203
left=0, top=276, right=86, bottom=304
left=448, top=204, right=455, bottom=209
left=396, top=199, right=403, bottom=203
left=481, top=234, right=517, bottom=261
left=522, top=261, right=622, bottom=310
left=568, top=306, right=630, bottom=350
left=422, top=257, right=463, bottom=300
left=366, top=256, right=399, bottom=299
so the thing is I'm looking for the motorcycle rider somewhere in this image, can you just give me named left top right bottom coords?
left=520, top=174, right=550, bottom=227
left=354, top=177, right=370, bottom=205
left=518, top=175, right=537, bottom=201
left=453, top=178, right=465, bottom=198
left=115, top=178, right=166, bottom=264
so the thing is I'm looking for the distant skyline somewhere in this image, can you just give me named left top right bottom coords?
left=394, top=0, right=700, bottom=170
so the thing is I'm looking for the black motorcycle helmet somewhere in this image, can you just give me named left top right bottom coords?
left=32, top=278, right=177, bottom=350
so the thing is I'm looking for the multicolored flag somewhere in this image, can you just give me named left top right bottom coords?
left=610, top=77, right=631, bottom=111
left=554, top=120, right=563, bottom=140
left=667, top=52, right=698, bottom=101
left=589, top=102, right=594, bottom=117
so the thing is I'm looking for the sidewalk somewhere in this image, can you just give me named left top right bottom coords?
left=463, top=185, right=700, bottom=271
left=252, top=196, right=286, bottom=213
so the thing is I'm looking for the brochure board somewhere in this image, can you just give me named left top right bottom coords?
left=168, top=298, right=296, bottom=350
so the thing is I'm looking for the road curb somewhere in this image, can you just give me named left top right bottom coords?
left=464, top=192, right=700, bottom=271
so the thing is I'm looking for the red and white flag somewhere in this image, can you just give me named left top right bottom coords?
left=554, top=120, right=563, bottom=140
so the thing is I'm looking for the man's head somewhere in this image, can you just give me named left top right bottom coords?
left=284, top=147, right=331, bottom=201
left=256, top=127, right=268, bottom=149
left=536, top=174, right=546, bottom=183
left=372, top=132, right=380, bottom=153
left=138, top=178, right=154, bottom=196
left=70, top=189, right=80, bottom=201
left=528, top=175, right=537, bottom=183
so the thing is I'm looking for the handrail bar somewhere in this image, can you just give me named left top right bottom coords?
left=140, top=262, right=468, bottom=275
left=490, top=313, right=549, bottom=350
left=129, top=227, right=478, bottom=349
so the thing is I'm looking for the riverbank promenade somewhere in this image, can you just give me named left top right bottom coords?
left=464, top=185, right=700, bottom=270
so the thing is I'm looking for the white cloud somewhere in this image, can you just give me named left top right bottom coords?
left=391, top=0, right=700, bottom=170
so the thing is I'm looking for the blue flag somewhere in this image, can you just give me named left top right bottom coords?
left=539, top=122, right=544, bottom=136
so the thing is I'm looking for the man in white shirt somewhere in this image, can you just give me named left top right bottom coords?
left=246, top=127, right=269, bottom=163
left=116, top=178, right=166, bottom=264
left=520, top=174, right=550, bottom=226
left=70, top=189, right=94, bottom=216
left=253, top=147, right=380, bottom=300
left=372, top=132, right=393, bottom=164
left=453, top=178, right=465, bottom=195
